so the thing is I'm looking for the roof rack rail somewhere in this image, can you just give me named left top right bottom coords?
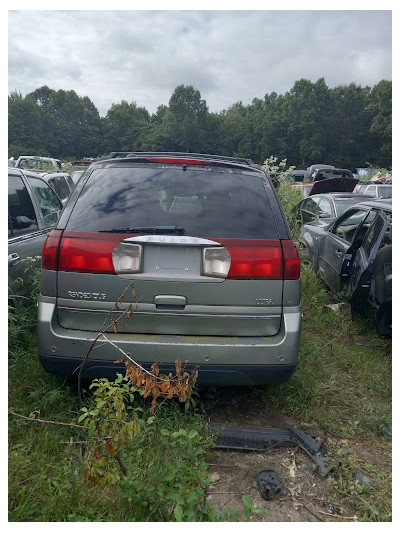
left=101, top=151, right=257, bottom=168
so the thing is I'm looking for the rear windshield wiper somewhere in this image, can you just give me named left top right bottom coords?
left=98, top=226, right=185, bottom=235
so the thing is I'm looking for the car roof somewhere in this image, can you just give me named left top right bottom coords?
left=94, top=151, right=263, bottom=172
left=8, top=167, right=59, bottom=185
left=23, top=170, right=70, bottom=179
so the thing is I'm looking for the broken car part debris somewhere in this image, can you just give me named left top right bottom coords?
left=257, top=470, right=288, bottom=500
left=210, top=423, right=332, bottom=477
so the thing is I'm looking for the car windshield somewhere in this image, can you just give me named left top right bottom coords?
left=66, top=165, right=278, bottom=239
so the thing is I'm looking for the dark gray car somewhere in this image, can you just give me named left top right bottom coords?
left=38, top=152, right=302, bottom=386
left=294, top=192, right=373, bottom=225
left=300, top=198, right=391, bottom=335
left=8, top=168, right=63, bottom=302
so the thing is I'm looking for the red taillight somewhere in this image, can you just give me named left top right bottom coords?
left=281, top=240, right=301, bottom=280
left=215, top=239, right=300, bottom=280
left=42, top=229, right=63, bottom=270
left=217, top=239, right=283, bottom=280
left=57, top=232, right=128, bottom=274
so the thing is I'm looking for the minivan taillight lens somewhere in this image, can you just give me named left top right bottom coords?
left=50, top=231, right=128, bottom=274
left=42, top=229, right=63, bottom=270
left=217, top=239, right=283, bottom=280
left=202, top=247, right=231, bottom=278
left=281, top=240, right=301, bottom=280
left=214, top=239, right=300, bottom=280
left=112, top=242, right=143, bottom=275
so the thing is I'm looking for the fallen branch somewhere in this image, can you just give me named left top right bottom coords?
left=9, top=410, right=88, bottom=430
left=318, top=510, right=357, bottom=520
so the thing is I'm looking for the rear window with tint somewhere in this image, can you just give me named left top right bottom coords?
left=65, top=165, right=278, bottom=239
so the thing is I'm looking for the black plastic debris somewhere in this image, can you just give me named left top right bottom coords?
left=287, top=425, right=332, bottom=477
left=257, top=470, right=288, bottom=500
left=210, top=423, right=332, bottom=476
left=209, top=423, right=294, bottom=451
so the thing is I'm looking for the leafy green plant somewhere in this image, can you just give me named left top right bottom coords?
left=121, top=426, right=211, bottom=521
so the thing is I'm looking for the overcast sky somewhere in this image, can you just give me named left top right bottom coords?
left=8, top=7, right=392, bottom=117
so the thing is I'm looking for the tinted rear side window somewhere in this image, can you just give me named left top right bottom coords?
left=65, top=166, right=279, bottom=239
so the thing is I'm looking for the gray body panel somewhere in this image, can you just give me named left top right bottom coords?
left=38, top=296, right=301, bottom=385
left=55, top=272, right=285, bottom=336
left=8, top=231, right=47, bottom=296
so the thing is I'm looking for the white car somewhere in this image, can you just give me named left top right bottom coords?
left=354, top=182, right=392, bottom=199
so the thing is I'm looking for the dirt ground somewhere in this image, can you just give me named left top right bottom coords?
left=203, top=387, right=365, bottom=522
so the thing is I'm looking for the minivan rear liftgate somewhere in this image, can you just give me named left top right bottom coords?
left=38, top=156, right=301, bottom=385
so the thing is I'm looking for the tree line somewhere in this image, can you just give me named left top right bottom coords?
left=8, top=78, right=392, bottom=170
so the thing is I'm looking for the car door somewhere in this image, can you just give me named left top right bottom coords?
left=344, top=209, right=390, bottom=298
left=27, top=175, right=63, bottom=228
left=8, top=173, right=47, bottom=300
left=317, top=207, right=377, bottom=292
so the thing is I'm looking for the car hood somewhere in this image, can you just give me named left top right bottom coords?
left=309, top=177, right=359, bottom=196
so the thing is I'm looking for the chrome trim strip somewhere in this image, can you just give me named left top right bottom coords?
left=123, top=235, right=221, bottom=246
left=57, top=307, right=280, bottom=320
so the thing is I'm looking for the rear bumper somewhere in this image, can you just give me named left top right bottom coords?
left=38, top=298, right=302, bottom=386
left=39, top=356, right=297, bottom=386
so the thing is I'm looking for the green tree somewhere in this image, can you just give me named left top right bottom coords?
left=8, top=91, right=44, bottom=156
left=217, top=102, right=252, bottom=158
left=29, top=86, right=102, bottom=158
left=327, top=83, right=373, bottom=169
left=167, top=85, right=209, bottom=152
left=282, top=78, right=332, bottom=167
left=102, top=100, right=150, bottom=154
left=367, top=80, right=392, bottom=167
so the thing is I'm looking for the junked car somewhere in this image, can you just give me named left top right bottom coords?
left=8, top=168, right=63, bottom=303
left=38, top=152, right=302, bottom=386
left=70, top=170, right=85, bottom=184
left=39, top=172, right=75, bottom=205
left=300, top=198, right=392, bottom=335
left=291, top=176, right=359, bottom=201
left=15, top=155, right=62, bottom=171
left=354, top=182, right=392, bottom=199
left=294, top=192, right=373, bottom=226
left=305, top=164, right=335, bottom=181
left=311, top=168, right=353, bottom=181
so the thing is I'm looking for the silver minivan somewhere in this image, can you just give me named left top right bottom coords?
left=38, top=153, right=302, bottom=386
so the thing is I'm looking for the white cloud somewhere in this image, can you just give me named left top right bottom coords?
left=8, top=9, right=392, bottom=116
